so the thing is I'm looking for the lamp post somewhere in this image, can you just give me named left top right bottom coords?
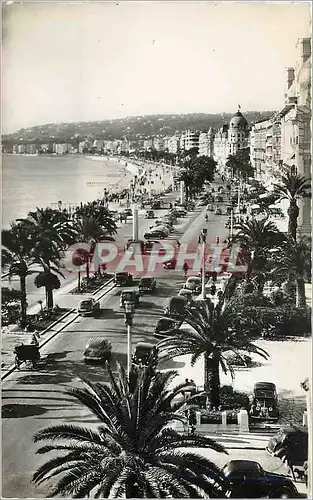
left=132, top=203, right=139, bottom=241
left=230, top=208, right=234, bottom=238
left=124, top=301, right=134, bottom=376
left=200, top=228, right=208, bottom=299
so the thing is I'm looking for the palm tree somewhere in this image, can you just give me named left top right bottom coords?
left=158, top=298, right=268, bottom=408
left=20, top=208, right=76, bottom=309
left=273, top=172, right=311, bottom=240
left=32, top=364, right=227, bottom=498
left=232, top=218, right=282, bottom=292
left=74, top=215, right=109, bottom=279
left=75, top=203, right=117, bottom=237
left=2, top=222, right=37, bottom=326
left=271, top=236, right=311, bottom=308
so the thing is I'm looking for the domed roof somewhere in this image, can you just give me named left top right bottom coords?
left=230, top=111, right=248, bottom=128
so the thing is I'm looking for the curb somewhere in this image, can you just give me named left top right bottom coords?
left=1, top=279, right=116, bottom=382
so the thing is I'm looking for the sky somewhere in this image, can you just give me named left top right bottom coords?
left=2, top=1, right=311, bottom=134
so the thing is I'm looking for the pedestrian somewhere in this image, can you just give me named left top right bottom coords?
left=176, top=240, right=181, bottom=248
left=185, top=378, right=189, bottom=385
left=210, top=283, right=217, bottom=296
left=183, top=262, right=189, bottom=277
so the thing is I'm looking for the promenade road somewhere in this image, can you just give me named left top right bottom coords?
left=1, top=183, right=233, bottom=497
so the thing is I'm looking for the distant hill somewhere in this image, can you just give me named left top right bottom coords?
left=2, top=111, right=275, bottom=145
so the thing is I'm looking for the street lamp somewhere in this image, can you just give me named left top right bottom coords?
left=124, top=301, right=135, bottom=376
left=200, top=228, right=208, bottom=299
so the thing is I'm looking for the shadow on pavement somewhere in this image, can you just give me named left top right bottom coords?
left=2, top=403, right=47, bottom=418
left=94, top=309, right=122, bottom=320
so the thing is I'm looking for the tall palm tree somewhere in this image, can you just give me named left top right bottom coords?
left=232, top=218, right=282, bottom=292
left=32, top=364, right=227, bottom=498
left=2, top=222, right=37, bottom=326
left=271, top=236, right=311, bottom=308
left=19, top=208, right=76, bottom=309
left=158, top=298, right=268, bottom=408
left=74, top=215, right=109, bottom=279
left=273, top=172, right=311, bottom=240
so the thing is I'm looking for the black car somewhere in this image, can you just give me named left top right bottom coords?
left=114, top=272, right=133, bottom=286
left=138, top=277, right=156, bottom=293
left=266, top=426, right=308, bottom=475
left=223, top=460, right=299, bottom=498
left=83, top=337, right=112, bottom=364
left=155, top=317, right=180, bottom=336
left=132, top=342, right=158, bottom=367
left=249, top=382, right=279, bottom=422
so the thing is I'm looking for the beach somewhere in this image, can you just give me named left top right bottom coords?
left=2, top=154, right=174, bottom=227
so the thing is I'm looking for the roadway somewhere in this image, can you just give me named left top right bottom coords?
left=2, top=190, right=181, bottom=313
left=2, top=181, right=232, bottom=497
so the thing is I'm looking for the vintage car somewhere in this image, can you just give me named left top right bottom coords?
left=83, top=337, right=112, bottom=364
left=164, top=296, right=187, bottom=318
left=119, top=288, right=140, bottom=308
left=249, top=382, right=279, bottom=422
left=77, top=298, right=100, bottom=316
left=215, top=207, right=223, bottom=215
left=144, top=228, right=168, bottom=240
left=163, top=258, right=177, bottom=270
left=114, top=272, right=134, bottom=286
left=184, top=276, right=202, bottom=295
left=133, top=342, right=158, bottom=367
left=155, top=317, right=180, bottom=337
left=266, top=425, right=308, bottom=479
left=223, top=460, right=299, bottom=498
left=138, top=277, right=157, bottom=293
left=145, top=209, right=155, bottom=219
left=178, top=288, right=193, bottom=304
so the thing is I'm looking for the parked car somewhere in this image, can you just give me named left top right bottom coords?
left=144, top=229, right=168, bottom=239
left=163, top=257, right=177, bottom=269
left=223, top=460, right=299, bottom=498
left=175, top=209, right=187, bottom=217
left=184, top=276, right=202, bottom=295
left=145, top=209, right=155, bottom=219
left=216, top=195, right=223, bottom=202
left=77, top=298, right=100, bottom=316
left=215, top=207, right=223, bottom=215
left=164, top=296, right=187, bottom=317
left=120, top=289, right=140, bottom=308
left=178, top=288, right=193, bottom=304
left=138, top=277, right=156, bottom=293
left=155, top=317, right=180, bottom=336
left=266, top=426, right=308, bottom=478
left=114, top=272, right=133, bottom=286
left=249, top=382, right=279, bottom=422
left=151, top=201, right=161, bottom=209
left=133, top=342, right=158, bottom=367
left=207, top=203, right=214, bottom=211
left=124, top=208, right=133, bottom=217
left=83, top=337, right=112, bottom=363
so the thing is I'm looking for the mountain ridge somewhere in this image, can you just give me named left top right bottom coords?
left=2, top=111, right=275, bottom=144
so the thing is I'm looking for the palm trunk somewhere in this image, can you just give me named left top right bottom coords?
left=296, top=277, right=306, bottom=308
left=45, top=265, right=54, bottom=310
left=78, top=271, right=81, bottom=291
left=86, top=259, right=90, bottom=279
left=19, top=274, right=28, bottom=326
left=287, top=200, right=299, bottom=241
left=204, top=352, right=220, bottom=408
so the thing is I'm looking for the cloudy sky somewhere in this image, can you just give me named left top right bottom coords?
left=2, top=1, right=311, bottom=133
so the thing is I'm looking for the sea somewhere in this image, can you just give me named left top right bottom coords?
left=2, top=155, right=135, bottom=228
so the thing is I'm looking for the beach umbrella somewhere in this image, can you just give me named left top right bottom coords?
left=250, top=204, right=260, bottom=209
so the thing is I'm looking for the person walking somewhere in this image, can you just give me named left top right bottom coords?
left=183, top=262, right=189, bottom=277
